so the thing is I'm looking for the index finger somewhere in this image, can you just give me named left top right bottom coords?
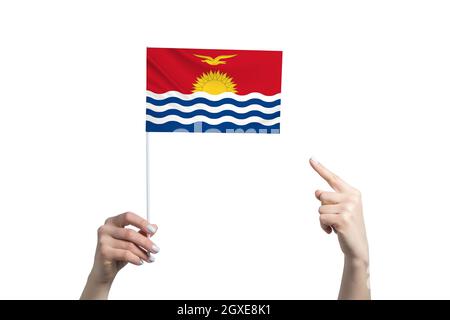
left=106, top=212, right=157, bottom=234
left=309, top=158, right=351, bottom=192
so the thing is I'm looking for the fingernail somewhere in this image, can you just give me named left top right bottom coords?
left=148, top=255, right=156, bottom=263
left=147, top=224, right=157, bottom=233
left=310, top=156, right=319, bottom=164
left=139, top=258, right=144, bottom=265
left=152, top=244, right=160, bottom=253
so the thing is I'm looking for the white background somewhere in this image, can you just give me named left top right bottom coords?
left=0, top=0, right=449, bottom=299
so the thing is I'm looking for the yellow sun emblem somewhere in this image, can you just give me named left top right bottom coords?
left=192, top=70, right=237, bottom=95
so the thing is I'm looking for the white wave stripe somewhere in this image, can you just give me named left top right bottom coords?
left=146, top=114, right=280, bottom=126
left=146, top=102, right=280, bottom=114
left=146, top=90, right=281, bottom=102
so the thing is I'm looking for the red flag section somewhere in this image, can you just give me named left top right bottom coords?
left=147, top=48, right=282, bottom=96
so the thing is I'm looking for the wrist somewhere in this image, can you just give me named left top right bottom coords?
left=344, top=255, right=369, bottom=270
left=80, top=272, right=114, bottom=300
left=87, top=269, right=115, bottom=287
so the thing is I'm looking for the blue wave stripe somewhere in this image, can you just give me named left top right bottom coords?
left=146, top=121, right=280, bottom=134
left=146, top=96, right=281, bottom=108
left=146, top=108, right=280, bottom=120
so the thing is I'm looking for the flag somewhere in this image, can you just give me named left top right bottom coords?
left=146, top=48, right=282, bottom=134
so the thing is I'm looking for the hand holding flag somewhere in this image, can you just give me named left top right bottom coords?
left=81, top=212, right=159, bottom=299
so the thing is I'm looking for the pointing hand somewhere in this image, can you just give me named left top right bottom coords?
left=310, top=158, right=369, bottom=265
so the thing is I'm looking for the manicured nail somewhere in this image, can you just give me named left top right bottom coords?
left=310, top=156, right=319, bottom=164
left=147, top=224, right=157, bottom=233
left=139, top=258, right=144, bottom=265
left=148, top=255, right=156, bottom=263
left=152, top=244, right=160, bottom=253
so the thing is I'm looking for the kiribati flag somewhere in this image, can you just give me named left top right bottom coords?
left=146, top=48, right=282, bottom=133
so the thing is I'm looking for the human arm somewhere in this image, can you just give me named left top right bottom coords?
left=80, top=212, right=159, bottom=299
left=310, top=158, right=370, bottom=300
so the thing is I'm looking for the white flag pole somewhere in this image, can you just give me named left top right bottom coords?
left=146, top=132, right=150, bottom=222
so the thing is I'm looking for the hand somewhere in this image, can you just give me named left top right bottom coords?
left=310, top=158, right=370, bottom=299
left=80, top=212, right=159, bottom=299
left=309, top=158, right=369, bottom=264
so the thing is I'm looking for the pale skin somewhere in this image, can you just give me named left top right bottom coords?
left=81, top=159, right=370, bottom=300
left=80, top=212, right=159, bottom=300
left=310, top=158, right=370, bottom=300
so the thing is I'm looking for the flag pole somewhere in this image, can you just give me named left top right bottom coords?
left=146, top=132, right=150, bottom=222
